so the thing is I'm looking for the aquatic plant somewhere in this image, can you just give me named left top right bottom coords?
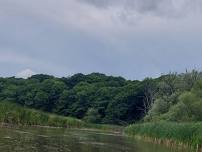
left=125, top=122, right=202, bottom=151
left=0, top=101, right=85, bottom=128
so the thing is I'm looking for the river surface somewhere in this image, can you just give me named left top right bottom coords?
left=0, top=127, right=188, bottom=152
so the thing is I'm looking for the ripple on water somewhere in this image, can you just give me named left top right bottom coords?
left=14, top=130, right=33, bottom=135
left=37, top=135, right=50, bottom=138
left=3, top=136, right=12, bottom=139
left=79, top=141, right=107, bottom=146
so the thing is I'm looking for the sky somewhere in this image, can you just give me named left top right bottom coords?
left=0, top=0, right=202, bottom=79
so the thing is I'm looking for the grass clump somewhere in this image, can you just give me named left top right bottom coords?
left=125, top=122, right=202, bottom=150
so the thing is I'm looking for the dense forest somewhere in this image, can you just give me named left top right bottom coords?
left=0, top=70, right=202, bottom=125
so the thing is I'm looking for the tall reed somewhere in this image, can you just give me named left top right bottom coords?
left=125, top=122, right=202, bottom=150
left=0, top=101, right=85, bottom=128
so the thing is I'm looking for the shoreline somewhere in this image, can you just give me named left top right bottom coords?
left=0, top=122, right=66, bottom=129
left=0, top=122, right=123, bottom=134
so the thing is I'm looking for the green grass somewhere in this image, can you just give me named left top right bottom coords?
left=125, top=122, right=202, bottom=150
left=0, top=101, right=122, bottom=132
left=0, top=101, right=85, bottom=128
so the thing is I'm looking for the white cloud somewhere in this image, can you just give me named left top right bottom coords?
left=16, top=69, right=36, bottom=79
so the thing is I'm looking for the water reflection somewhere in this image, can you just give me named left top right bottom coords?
left=0, top=127, right=188, bottom=152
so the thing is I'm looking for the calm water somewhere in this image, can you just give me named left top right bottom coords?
left=0, top=127, right=187, bottom=152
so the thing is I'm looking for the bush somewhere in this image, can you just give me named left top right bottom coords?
left=163, top=92, right=202, bottom=122
left=84, top=108, right=101, bottom=123
left=145, top=98, right=170, bottom=121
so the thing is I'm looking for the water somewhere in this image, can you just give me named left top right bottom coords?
left=0, top=127, right=187, bottom=152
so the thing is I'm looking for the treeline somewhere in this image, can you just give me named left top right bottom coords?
left=0, top=73, right=146, bottom=125
left=0, top=70, right=202, bottom=125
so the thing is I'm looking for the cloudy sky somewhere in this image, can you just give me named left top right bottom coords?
left=0, top=0, right=202, bottom=79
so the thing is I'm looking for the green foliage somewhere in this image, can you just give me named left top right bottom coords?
left=163, top=91, right=202, bottom=122
left=84, top=108, right=101, bottom=123
left=0, top=73, right=148, bottom=124
left=145, top=71, right=202, bottom=122
left=144, top=98, right=170, bottom=121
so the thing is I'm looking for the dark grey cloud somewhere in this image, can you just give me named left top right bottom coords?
left=78, top=0, right=113, bottom=8
left=79, top=0, right=202, bottom=17
left=81, top=0, right=164, bottom=12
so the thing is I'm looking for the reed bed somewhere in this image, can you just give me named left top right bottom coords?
left=0, top=101, right=85, bottom=128
left=125, top=122, right=202, bottom=151
left=0, top=101, right=121, bottom=132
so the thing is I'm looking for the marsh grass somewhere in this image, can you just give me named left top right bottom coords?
left=0, top=101, right=85, bottom=128
left=125, top=122, right=202, bottom=151
left=0, top=101, right=122, bottom=132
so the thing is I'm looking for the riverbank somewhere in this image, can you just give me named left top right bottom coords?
left=0, top=101, right=85, bottom=128
left=0, top=101, right=123, bottom=133
left=124, top=122, right=202, bottom=151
